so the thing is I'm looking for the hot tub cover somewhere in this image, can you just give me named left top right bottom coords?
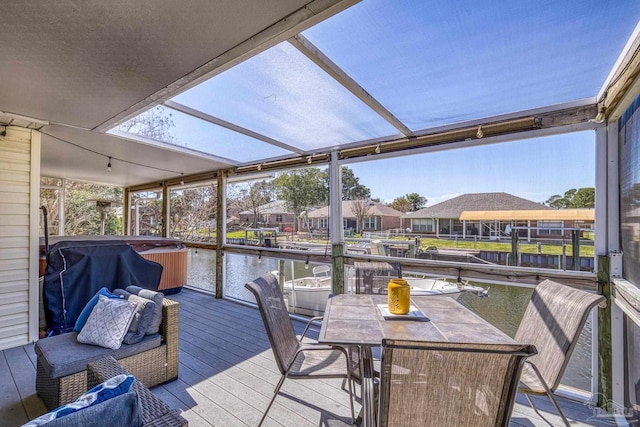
left=43, top=240, right=163, bottom=333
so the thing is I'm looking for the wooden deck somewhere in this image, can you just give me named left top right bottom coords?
left=1, top=288, right=615, bottom=426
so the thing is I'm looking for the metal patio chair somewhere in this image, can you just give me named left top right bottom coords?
left=515, top=279, right=605, bottom=426
left=378, top=339, right=537, bottom=427
left=354, top=261, right=402, bottom=294
left=245, top=272, right=356, bottom=426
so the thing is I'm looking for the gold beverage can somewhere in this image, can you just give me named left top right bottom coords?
left=387, top=278, right=410, bottom=315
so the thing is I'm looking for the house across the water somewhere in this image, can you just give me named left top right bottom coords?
left=404, top=192, right=594, bottom=240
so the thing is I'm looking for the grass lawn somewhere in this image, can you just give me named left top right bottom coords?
left=415, top=237, right=594, bottom=257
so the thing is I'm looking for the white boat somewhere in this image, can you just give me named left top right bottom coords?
left=404, top=277, right=489, bottom=298
left=282, top=266, right=332, bottom=317
left=282, top=266, right=489, bottom=316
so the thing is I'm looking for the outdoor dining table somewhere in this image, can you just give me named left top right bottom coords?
left=317, top=294, right=517, bottom=427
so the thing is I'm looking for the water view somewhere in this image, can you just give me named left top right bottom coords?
left=187, top=248, right=593, bottom=392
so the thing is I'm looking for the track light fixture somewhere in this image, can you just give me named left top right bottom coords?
left=476, top=126, right=484, bottom=138
left=304, top=256, right=309, bottom=269
left=374, top=144, right=381, bottom=154
left=107, top=157, right=112, bottom=172
left=180, top=173, right=185, bottom=186
left=258, top=252, right=263, bottom=264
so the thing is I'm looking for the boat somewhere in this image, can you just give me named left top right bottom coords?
left=281, top=266, right=489, bottom=316
left=404, top=277, right=489, bottom=298
left=282, top=265, right=332, bottom=316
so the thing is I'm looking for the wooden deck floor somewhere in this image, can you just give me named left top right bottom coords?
left=1, top=288, right=616, bottom=426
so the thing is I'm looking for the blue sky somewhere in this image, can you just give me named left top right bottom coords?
left=348, top=131, right=595, bottom=205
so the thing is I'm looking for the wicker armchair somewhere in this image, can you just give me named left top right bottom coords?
left=87, top=356, right=187, bottom=427
left=378, top=339, right=537, bottom=427
left=245, top=272, right=356, bottom=426
left=36, top=298, right=179, bottom=409
left=516, top=279, right=605, bottom=426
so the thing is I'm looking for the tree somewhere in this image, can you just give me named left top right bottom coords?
left=273, top=168, right=326, bottom=231
left=350, top=199, right=372, bottom=233
left=64, top=181, right=123, bottom=235
left=237, top=180, right=275, bottom=227
left=571, top=188, right=595, bottom=208
left=545, top=188, right=594, bottom=208
left=320, top=166, right=371, bottom=204
left=117, top=106, right=177, bottom=143
left=169, top=185, right=217, bottom=239
left=390, top=193, right=427, bottom=212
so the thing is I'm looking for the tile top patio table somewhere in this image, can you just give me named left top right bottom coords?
left=319, top=294, right=515, bottom=346
left=317, top=294, right=516, bottom=426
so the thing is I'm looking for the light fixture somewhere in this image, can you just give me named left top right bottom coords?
left=594, top=106, right=606, bottom=123
left=304, top=256, right=309, bottom=269
left=107, top=157, right=112, bottom=172
left=0, top=125, right=6, bottom=137
left=307, top=155, right=313, bottom=164
left=194, top=249, right=198, bottom=256
left=258, top=252, right=262, bottom=263
left=180, top=173, right=185, bottom=186
left=476, top=126, right=483, bottom=138
left=374, top=144, right=381, bottom=154
left=257, top=164, right=262, bottom=171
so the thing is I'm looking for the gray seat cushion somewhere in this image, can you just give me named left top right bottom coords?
left=35, top=332, right=161, bottom=378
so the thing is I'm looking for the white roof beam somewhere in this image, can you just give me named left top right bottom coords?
left=289, top=33, right=414, bottom=137
left=163, top=100, right=304, bottom=155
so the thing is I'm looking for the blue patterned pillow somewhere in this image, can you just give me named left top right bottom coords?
left=73, top=287, right=124, bottom=332
left=22, top=374, right=135, bottom=426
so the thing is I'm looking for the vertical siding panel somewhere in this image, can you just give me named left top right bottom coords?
left=0, top=127, right=34, bottom=350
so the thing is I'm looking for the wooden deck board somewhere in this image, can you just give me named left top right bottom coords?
left=0, top=287, right=610, bottom=426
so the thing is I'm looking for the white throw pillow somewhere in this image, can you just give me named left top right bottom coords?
left=77, top=295, right=136, bottom=349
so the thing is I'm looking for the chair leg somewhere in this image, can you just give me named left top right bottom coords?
left=347, top=373, right=355, bottom=425
left=258, top=373, right=287, bottom=427
left=524, top=362, right=571, bottom=427
left=544, top=390, right=571, bottom=427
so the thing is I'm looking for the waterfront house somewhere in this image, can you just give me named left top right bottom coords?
left=404, top=192, right=554, bottom=238
left=306, top=200, right=404, bottom=234
left=238, top=200, right=297, bottom=231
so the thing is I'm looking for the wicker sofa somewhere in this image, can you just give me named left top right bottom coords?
left=35, top=298, right=179, bottom=409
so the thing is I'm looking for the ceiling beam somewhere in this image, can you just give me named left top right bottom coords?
left=289, top=34, right=414, bottom=137
left=164, top=100, right=303, bottom=155
left=599, top=21, right=640, bottom=121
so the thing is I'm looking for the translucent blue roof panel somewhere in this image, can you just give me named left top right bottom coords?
left=303, top=0, right=640, bottom=130
left=172, top=42, right=400, bottom=150
left=115, top=106, right=295, bottom=163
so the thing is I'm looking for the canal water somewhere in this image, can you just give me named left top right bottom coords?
left=187, top=249, right=593, bottom=392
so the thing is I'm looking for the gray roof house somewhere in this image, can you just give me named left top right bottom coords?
left=403, top=192, right=551, bottom=239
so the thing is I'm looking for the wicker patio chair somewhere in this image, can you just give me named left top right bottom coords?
left=516, top=279, right=605, bottom=426
left=245, top=272, right=357, bottom=426
left=354, top=261, right=401, bottom=294
left=378, top=339, right=537, bottom=427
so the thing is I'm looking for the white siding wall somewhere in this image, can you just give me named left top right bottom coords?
left=0, top=126, right=39, bottom=350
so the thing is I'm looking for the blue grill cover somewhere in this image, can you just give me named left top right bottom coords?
left=43, top=240, right=163, bottom=333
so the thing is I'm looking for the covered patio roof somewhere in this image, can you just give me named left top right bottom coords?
left=460, top=209, right=595, bottom=221
left=1, top=1, right=640, bottom=188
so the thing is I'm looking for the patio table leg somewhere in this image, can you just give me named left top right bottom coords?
left=359, top=346, right=376, bottom=427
